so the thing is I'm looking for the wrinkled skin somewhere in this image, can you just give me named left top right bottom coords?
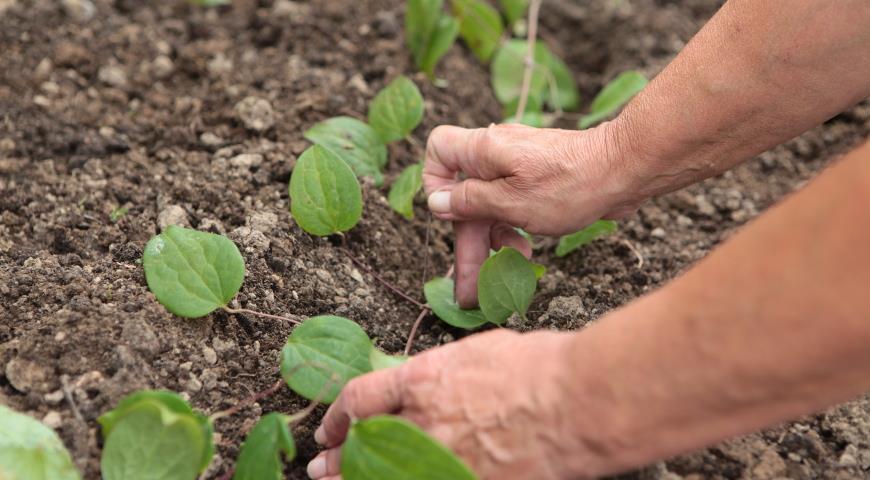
left=306, top=330, right=591, bottom=480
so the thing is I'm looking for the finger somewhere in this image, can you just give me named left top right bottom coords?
left=428, top=177, right=522, bottom=224
left=423, top=125, right=509, bottom=195
left=315, top=368, right=404, bottom=448
left=453, top=220, right=492, bottom=309
left=490, top=222, right=532, bottom=258
left=306, top=448, right=341, bottom=479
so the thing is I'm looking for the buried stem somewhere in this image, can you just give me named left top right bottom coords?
left=209, top=378, right=285, bottom=423
left=340, top=247, right=426, bottom=309
left=403, top=265, right=455, bottom=355
left=223, top=307, right=303, bottom=325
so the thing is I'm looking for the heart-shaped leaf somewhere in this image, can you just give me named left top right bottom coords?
left=143, top=226, right=245, bottom=318
left=453, top=0, right=503, bottom=63
left=368, top=76, right=424, bottom=143
left=490, top=40, right=549, bottom=105
left=556, top=220, right=617, bottom=257
left=341, top=415, right=478, bottom=480
left=478, top=247, right=537, bottom=323
left=304, top=117, right=387, bottom=185
left=289, top=145, right=363, bottom=237
left=421, top=15, right=460, bottom=77
left=579, top=71, right=648, bottom=129
left=232, top=413, right=295, bottom=480
left=100, top=400, right=209, bottom=480
left=388, top=163, right=423, bottom=219
left=424, top=277, right=489, bottom=329
left=369, top=348, right=409, bottom=371
left=0, top=405, right=80, bottom=480
left=280, top=315, right=373, bottom=403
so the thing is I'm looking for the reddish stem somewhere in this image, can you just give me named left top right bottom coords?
left=340, top=247, right=426, bottom=309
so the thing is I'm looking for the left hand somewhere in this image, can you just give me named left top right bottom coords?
left=305, top=329, right=591, bottom=480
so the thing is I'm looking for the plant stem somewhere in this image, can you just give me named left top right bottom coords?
left=223, top=307, right=303, bottom=325
left=340, top=247, right=426, bottom=309
left=403, top=265, right=454, bottom=355
left=514, top=0, right=543, bottom=122
left=209, top=378, right=284, bottom=423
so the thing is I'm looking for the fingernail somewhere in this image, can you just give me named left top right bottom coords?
left=314, top=425, right=326, bottom=445
left=307, top=455, right=326, bottom=479
left=428, top=190, right=451, bottom=214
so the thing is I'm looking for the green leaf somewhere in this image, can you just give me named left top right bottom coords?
left=555, top=220, right=618, bottom=256
left=369, top=348, right=409, bottom=371
left=453, top=0, right=503, bottom=63
left=143, top=226, right=245, bottom=318
left=406, top=0, right=444, bottom=67
left=368, top=76, right=425, bottom=143
left=109, top=206, right=129, bottom=223
left=502, top=96, right=544, bottom=127
left=304, top=117, right=388, bottom=185
left=280, top=315, right=373, bottom=404
left=477, top=247, right=536, bottom=323
left=289, top=145, right=363, bottom=237
left=421, top=15, right=460, bottom=77
left=499, top=0, right=528, bottom=26
left=541, top=49, right=579, bottom=111
left=490, top=39, right=549, bottom=105
left=531, top=261, right=546, bottom=280
left=0, top=405, right=80, bottom=480
left=341, top=415, right=478, bottom=480
left=98, top=390, right=214, bottom=473
left=579, top=71, right=648, bottom=129
left=388, top=163, right=424, bottom=219
left=233, top=413, right=295, bottom=480
left=424, top=277, right=489, bottom=329
left=100, top=400, right=209, bottom=480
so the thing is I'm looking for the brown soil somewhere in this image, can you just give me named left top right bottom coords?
left=1, top=0, right=868, bottom=479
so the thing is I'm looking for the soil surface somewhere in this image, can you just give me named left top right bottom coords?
left=1, top=0, right=869, bottom=479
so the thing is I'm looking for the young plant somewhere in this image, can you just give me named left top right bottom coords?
left=578, top=71, right=648, bottom=129
left=99, top=391, right=214, bottom=480
left=289, top=145, right=363, bottom=237
left=304, top=117, right=387, bottom=185
left=406, top=0, right=461, bottom=77
left=498, top=0, right=528, bottom=30
left=556, top=219, right=618, bottom=257
left=424, top=277, right=489, bottom=329
left=0, top=404, right=80, bottom=480
left=491, top=39, right=579, bottom=118
left=452, top=0, right=504, bottom=63
left=367, top=75, right=425, bottom=143
left=341, top=415, right=478, bottom=480
left=388, top=162, right=424, bottom=219
left=232, top=413, right=295, bottom=480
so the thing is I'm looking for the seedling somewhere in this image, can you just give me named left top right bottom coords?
left=498, top=0, right=528, bottom=29
left=109, top=206, right=129, bottom=223
left=0, top=404, right=80, bottom=480
left=367, top=75, right=425, bottom=143
left=406, top=0, right=460, bottom=77
left=388, top=162, right=424, bottom=219
left=578, top=71, right=648, bottom=129
left=453, top=0, right=504, bottom=62
left=232, top=412, right=295, bottom=480
left=424, top=277, right=489, bottom=329
left=556, top=220, right=618, bottom=257
left=304, top=117, right=387, bottom=185
left=341, top=415, right=479, bottom=480
left=289, top=145, right=363, bottom=237
left=491, top=39, right=579, bottom=115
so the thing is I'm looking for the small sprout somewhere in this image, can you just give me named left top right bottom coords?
left=304, top=117, right=388, bottom=185
left=556, top=220, right=618, bottom=257
left=452, top=0, right=504, bottom=63
left=233, top=413, right=295, bottom=480
left=289, top=145, right=363, bottom=237
left=578, top=71, right=648, bottom=129
left=280, top=316, right=374, bottom=403
left=477, top=247, right=537, bottom=323
left=424, top=277, right=489, bottom=329
left=388, top=163, right=423, bottom=219
left=99, top=391, right=214, bottom=480
left=369, top=348, right=409, bottom=371
left=531, top=260, right=546, bottom=280
left=406, top=0, right=460, bottom=77
left=0, top=404, right=80, bottom=480
left=109, top=206, right=129, bottom=223
left=498, top=0, right=528, bottom=27
left=341, top=415, right=478, bottom=480
left=143, top=226, right=245, bottom=318
left=368, top=76, right=425, bottom=143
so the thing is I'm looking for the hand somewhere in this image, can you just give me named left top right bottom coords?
left=306, top=330, right=593, bottom=480
left=422, top=123, right=641, bottom=307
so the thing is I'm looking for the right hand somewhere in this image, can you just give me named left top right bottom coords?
left=422, top=122, right=642, bottom=307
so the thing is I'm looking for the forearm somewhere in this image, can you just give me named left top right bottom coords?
left=561, top=142, right=870, bottom=477
left=610, top=0, right=870, bottom=200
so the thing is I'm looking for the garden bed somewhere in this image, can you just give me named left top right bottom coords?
left=1, top=0, right=869, bottom=478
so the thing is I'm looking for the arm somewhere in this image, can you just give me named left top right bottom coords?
left=309, top=141, right=870, bottom=480
left=424, top=0, right=870, bottom=307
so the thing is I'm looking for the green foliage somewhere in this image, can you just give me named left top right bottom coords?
left=341, top=415, right=478, bottom=480
left=233, top=413, right=295, bottom=480
left=388, top=163, right=424, bottom=219
left=369, top=348, right=409, bottom=370
left=491, top=40, right=548, bottom=105
left=304, top=117, right=388, bottom=185
left=406, top=0, right=460, bottom=77
left=289, top=145, right=363, bottom=237
left=280, top=315, right=374, bottom=404
left=368, top=76, right=425, bottom=143
left=109, top=206, right=129, bottom=223
left=99, top=392, right=213, bottom=480
left=498, top=0, right=528, bottom=26
left=143, top=226, right=245, bottom=318
left=502, top=96, right=544, bottom=127
left=541, top=49, right=579, bottom=111
left=424, top=277, right=490, bottom=329
left=531, top=261, right=546, bottom=280
left=0, top=405, right=80, bottom=480
left=478, top=247, right=537, bottom=323
left=453, top=0, right=504, bottom=63
left=578, top=71, right=648, bottom=129
left=189, top=0, right=228, bottom=7
left=556, top=220, right=618, bottom=257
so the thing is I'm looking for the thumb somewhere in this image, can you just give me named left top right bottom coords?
left=427, top=179, right=523, bottom=225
